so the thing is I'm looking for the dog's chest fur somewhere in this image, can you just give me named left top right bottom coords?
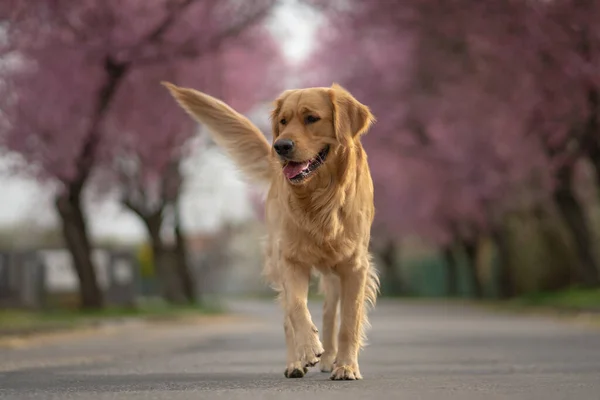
left=284, top=203, right=361, bottom=268
left=265, top=154, right=373, bottom=270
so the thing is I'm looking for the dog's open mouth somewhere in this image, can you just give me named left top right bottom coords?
left=282, top=145, right=330, bottom=183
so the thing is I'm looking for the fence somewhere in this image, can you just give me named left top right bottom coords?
left=0, top=252, right=46, bottom=309
left=0, top=248, right=140, bottom=309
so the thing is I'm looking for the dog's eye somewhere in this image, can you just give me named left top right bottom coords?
left=280, top=118, right=287, bottom=125
left=305, top=115, right=320, bottom=124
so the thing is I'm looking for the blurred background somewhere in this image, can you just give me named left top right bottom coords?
left=0, top=0, right=599, bottom=324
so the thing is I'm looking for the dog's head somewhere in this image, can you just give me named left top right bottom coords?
left=269, top=83, right=375, bottom=185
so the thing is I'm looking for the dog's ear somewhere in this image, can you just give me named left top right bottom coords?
left=270, top=98, right=284, bottom=139
left=329, top=83, right=375, bottom=140
left=269, top=90, right=293, bottom=139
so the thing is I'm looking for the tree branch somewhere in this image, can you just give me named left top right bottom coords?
left=122, top=0, right=204, bottom=61
left=122, top=196, right=148, bottom=219
left=66, top=57, right=128, bottom=195
left=133, top=1, right=276, bottom=66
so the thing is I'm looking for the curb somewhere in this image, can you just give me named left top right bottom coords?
left=0, top=317, right=144, bottom=338
left=0, top=313, right=241, bottom=349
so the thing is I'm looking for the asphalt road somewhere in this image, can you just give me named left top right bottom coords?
left=1, top=299, right=599, bottom=400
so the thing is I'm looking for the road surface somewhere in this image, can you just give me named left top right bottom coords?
left=1, top=299, right=599, bottom=399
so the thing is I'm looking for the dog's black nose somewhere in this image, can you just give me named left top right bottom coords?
left=274, top=139, right=294, bottom=156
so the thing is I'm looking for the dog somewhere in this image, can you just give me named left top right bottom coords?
left=163, top=82, right=380, bottom=380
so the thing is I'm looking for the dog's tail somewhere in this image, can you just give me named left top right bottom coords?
left=364, top=255, right=381, bottom=311
left=359, top=255, right=381, bottom=349
left=162, top=82, right=274, bottom=185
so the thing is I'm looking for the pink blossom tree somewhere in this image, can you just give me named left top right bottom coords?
left=523, top=0, right=600, bottom=287
left=303, top=0, right=596, bottom=296
left=0, top=0, right=279, bottom=309
left=108, top=27, right=285, bottom=304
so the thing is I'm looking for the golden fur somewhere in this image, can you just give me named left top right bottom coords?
left=163, top=81, right=380, bottom=380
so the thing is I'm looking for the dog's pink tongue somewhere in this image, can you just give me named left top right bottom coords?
left=283, top=161, right=310, bottom=179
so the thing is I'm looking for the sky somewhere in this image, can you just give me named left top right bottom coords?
left=0, top=1, right=321, bottom=243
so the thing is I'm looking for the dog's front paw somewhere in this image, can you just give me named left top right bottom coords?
left=330, top=364, right=362, bottom=380
left=296, top=328, right=324, bottom=368
left=284, top=362, right=308, bottom=378
left=319, top=353, right=336, bottom=373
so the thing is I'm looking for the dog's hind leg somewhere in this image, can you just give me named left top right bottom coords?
left=330, top=255, right=379, bottom=380
left=318, top=273, right=340, bottom=373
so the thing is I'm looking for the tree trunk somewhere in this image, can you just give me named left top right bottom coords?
left=491, top=225, right=515, bottom=299
left=442, top=245, right=459, bottom=297
left=462, top=239, right=483, bottom=298
left=580, top=34, right=600, bottom=194
left=50, top=59, right=128, bottom=311
left=145, top=217, right=187, bottom=304
left=379, top=239, right=403, bottom=296
left=55, top=189, right=103, bottom=310
left=174, top=203, right=197, bottom=304
left=569, top=40, right=600, bottom=285
left=553, top=166, right=600, bottom=287
left=585, top=114, right=600, bottom=194
left=583, top=108, right=600, bottom=200
left=588, top=146, right=600, bottom=195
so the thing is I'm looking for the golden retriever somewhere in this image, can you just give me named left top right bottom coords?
left=163, top=82, right=379, bottom=380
